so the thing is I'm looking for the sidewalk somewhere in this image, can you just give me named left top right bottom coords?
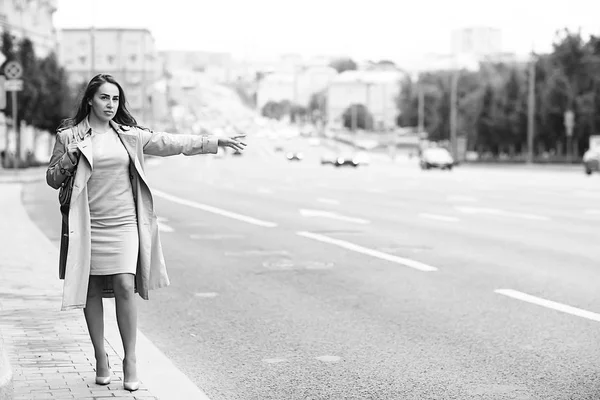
left=0, top=166, right=47, bottom=184
left=0, top=183, right=161, bottom=399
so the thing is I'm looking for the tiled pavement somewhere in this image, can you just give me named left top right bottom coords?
left=0, top=183, right=159, bottom=399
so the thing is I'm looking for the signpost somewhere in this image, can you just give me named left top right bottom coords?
left=4, top=61, right=23, bottom=169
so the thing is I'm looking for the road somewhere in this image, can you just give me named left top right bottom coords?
left=24, top=134, right=600, bottom=400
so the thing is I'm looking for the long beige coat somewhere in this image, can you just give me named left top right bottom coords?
left=46, top=118, right=218, bottom=311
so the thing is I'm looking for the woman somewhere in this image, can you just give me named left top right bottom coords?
left=46, top=73, right=246, bottom=391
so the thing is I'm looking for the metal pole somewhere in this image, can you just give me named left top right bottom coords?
left=418, top=82, right=424, bottom=133
left=90, top=0, right=95, bottom=77
left=527, top=53, right=536, bottom=164
left=450, top=70, right=458, bottom=160
left=365, top=83, right=371, bottom=131
left=12, top=90, right=18, bottom=169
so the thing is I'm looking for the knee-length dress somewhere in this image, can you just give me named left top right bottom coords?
left=87, top=127, right=139, bottom=276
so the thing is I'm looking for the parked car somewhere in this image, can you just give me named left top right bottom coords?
left=286, top=151, right=304, bottom=161
left=420, top=148, right=454, bottom=170
left=321, top=152, right=365, bottom=167
left=583, top=148, right=600, bottom=175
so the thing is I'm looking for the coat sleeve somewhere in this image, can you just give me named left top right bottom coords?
left=139, top=128, right=219, bottom=157
left=46, top=130, right=77, bottom=190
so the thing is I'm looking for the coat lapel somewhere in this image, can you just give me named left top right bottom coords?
left=111, top=122, right=150, bottom=186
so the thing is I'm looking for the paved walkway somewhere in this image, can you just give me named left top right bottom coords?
left=0, top=182, right=159, bottom=399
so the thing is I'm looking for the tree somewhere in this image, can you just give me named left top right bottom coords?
left=1, top=31, right=17, bottom=121
left=329, top=57, right=357, bottom=74
left=342, top=104, right=373, bottom=130
left=35, top=52, right=73, bottom=132
left=308, top=90, right=327, bottom=121
left=18, top=38, right=43, bottom=127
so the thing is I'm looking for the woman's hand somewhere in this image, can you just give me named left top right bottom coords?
left=66, top=143, right=81, bottom=164
left=218, top=135, right=247, bottom=152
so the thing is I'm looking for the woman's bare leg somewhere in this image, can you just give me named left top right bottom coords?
left=83, top=275, right=109, bottom=376
left=112, top=273, right=138, bottom=382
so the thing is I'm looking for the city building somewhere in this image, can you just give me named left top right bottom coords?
left=159, top=50, right=234, bottom=82
left=0, top=0, right=58, bottom=57
left=327, top=70, right=404, bottom=131
left=58, top=28, right=162, bottom=125
left=256, top=65, right=337, bottom=110
left=451, top=26, right=503, bottom=57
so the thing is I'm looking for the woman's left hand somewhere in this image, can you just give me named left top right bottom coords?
left=218, top=135, right=247, bottom=152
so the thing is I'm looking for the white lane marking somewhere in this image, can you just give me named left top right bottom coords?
left=296, top=231, right=438, bottom=272
left=257, top=187, right=273, bottom=194
left=574, top=191, right=600, bottom=199
left=157, top=217, right=174, bottom=232
left=153, top=189, right=277, bottom=228
left=419, top=213, right=460, bottom=222
left=195, top=292, right=219, bottom=298
left=190, top=233, right=244, bottom=240
left=317, top=198, right=340, bottom=205
left=366, top=188, right=386, bottom=194
left=447, top=195, right=478, bottom=202
left=495, top=289, right=600, bottom=323
left=145, top=157, right=163, bottom=167
left=455, top=206, right=550, bottom=221
left=299, top=209, right=370, bottom=224
left=316, top=356, right=341, bottom=363
left=225, top=250, right=289, bottom=257
left=584, top=209, right=600, bottom=215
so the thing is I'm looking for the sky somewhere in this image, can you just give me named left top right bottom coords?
left=54, top=0, right=600, bottom=63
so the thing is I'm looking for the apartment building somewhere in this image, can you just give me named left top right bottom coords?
left=58, top=28, right=161, bottom=125
left=327, top=70, right=404, bottom=131
left=256, top=65, right=338, bottom=110
left=0, top=0, right=58, bottom=57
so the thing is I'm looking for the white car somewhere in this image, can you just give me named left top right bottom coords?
left=583, top=148, right=600, bottom=175
left=420, top=148, right=454, bottom=170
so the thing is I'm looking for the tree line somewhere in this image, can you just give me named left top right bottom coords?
left=398, top=29, right=600, bottom=159
left=1, top=31, right=74, bottom=167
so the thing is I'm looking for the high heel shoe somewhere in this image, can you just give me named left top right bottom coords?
left=95, top=353, right=111, bottom=385
left=123, top=381, right=140, bottom=391
left=123, top=358, right=139, bottom=391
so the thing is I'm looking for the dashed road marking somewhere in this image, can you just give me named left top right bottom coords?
left=455, top=206, right=550, bottom=221
left=317, top=198, right=340, bottom=205
left=195, top=292, right=219, bottom=298
left=297, top=231, right=438, bottom=272
left=153, top=189, right=277, bottom=228
left=316, top=355, right=341, bottom=363
left=190, top=233, right=244, bottom=240
left=257, top=187, right=273, bottom=194
left=226, top=250, right=290, bottom=257
left=495, top=289, right=600, bottom=322
left=299, top=209, right=370, bottom=224
left=157, top=217, right=174, bottom=232
left=584, top=209, right=600, bottom=215
left=447, top=195, right=478, bottom=202
left=419, top=213, right=460, bottom=222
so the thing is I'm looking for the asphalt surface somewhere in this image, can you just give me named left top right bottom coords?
left=23, top=135, right=600, bottom=400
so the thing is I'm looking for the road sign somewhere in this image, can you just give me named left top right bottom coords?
left=5, top=79, right=22, bottom=91
left=564, top=110, right=575, bottom=137
left=0, top=76, right=5, bottom=110
left=4, top=61, right=22, bottom=79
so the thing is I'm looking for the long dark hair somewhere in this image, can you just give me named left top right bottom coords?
left=59, top=73, right=137, bottom=130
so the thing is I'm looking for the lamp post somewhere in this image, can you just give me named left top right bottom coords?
left=527, top=50, right=536, bottom=164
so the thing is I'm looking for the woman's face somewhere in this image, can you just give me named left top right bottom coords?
left=89, top=82, right=119, bottom=123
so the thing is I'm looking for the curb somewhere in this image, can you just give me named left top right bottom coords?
left=0, top=338, right=13, bottom=400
